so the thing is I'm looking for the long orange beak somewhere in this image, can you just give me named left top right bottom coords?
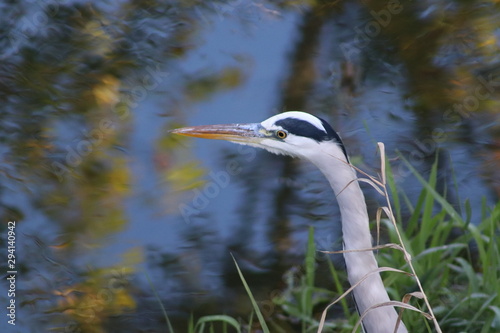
left=171, top=123, right=265, bottom=144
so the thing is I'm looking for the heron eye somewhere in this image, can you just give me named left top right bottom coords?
left=276, top=130, right=288, bottom=139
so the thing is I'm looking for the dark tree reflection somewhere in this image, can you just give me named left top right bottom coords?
left=1, top=0, right=499, bottom=332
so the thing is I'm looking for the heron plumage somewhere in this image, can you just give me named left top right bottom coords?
left=172, top=111, right=407, bottom=332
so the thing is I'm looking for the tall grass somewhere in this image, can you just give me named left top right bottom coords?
left=156, top=147, right=499, bottom=332
left=313, top=149, right=499, bottom=332
left=378, top=154, right=500, bottom=332
left=274, top=149, right=498, bottom=332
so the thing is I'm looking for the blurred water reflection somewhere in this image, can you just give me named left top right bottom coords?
left=1, top=0, right=499, bottom=332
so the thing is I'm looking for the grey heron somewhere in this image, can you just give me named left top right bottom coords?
left=172, top=111, right=408, bottom=333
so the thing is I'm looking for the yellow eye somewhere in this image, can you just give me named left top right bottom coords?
left=276, top=130, right=287, bottom=139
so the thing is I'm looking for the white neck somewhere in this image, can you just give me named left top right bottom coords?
left=310, top=143, right=407, bottom=333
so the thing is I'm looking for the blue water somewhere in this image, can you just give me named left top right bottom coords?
left=1, top=1, right=498, bottom=332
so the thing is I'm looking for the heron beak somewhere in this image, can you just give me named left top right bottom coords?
left=171, top=123, right=265, bottom=144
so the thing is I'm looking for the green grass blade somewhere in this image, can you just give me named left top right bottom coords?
left=194, top=315, right=241, bottom=333
left=145, top=270, right=175, bottom=332
left=305, top=226, right=315, bottom=288
left=188, top=314, right=194, bottom=333
left=327, top=258, right=350, bottom=317
left=303, top=226, right=316, bottom=329
left=465, top=293, right=497, bottom=331
left=399, top=153, right=464, bottom=224
left=385, top=158, right=402, bottom=224
left=231, top=253, right=270, bottom=333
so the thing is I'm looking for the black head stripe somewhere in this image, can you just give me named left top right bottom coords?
left=318, top=117, right=349, bottom=161
left=275, top=117, right=349, bottom=161
left=275, top=118, right=329, bottom=141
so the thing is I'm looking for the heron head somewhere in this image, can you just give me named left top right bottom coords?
left=172, top=111, right=348, bottom=161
